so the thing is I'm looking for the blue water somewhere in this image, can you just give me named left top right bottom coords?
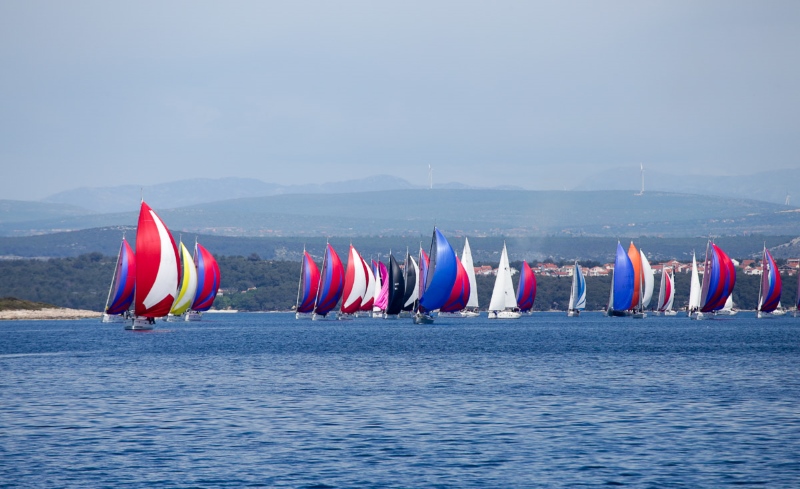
left=1, top=313, right=799, bottom=488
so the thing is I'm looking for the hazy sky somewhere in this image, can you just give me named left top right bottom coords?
left=1, top=1, right=798, bottom=200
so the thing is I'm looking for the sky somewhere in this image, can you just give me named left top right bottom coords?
left=1, top=1, right=798, bottom=200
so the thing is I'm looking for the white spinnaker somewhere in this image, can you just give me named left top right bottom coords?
left=344, top=247, right=367, bottom=309
left=361, top=257, right=376, bottom=308
left=640, top=250, right=654, bottom=308
left=461, top=238, right=479, bottom=308
left=403, top=256, right=420, bottom=308
left=143, top=209, right=179, bottom=310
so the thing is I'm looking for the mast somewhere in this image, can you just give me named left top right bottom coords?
left=758, top=244, right=766, bottom=312
left=104, top=237, right=124, bottom=312
left=568, top=262, right=578, bottom=311
left=295, top=245, right=306, bottom=310
left=313, top=242, right=329, bottom=313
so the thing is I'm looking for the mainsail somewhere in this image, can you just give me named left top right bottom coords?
left=134, top=201, right=180, bottom=318
left=461, top=238, right=479, bottom=310
left=568, top=262, right=586, bottom=312
left=516, top=261, right=536, bottom=313
left=488, top=243, right=518, bottom=312
left=105, top=237, right=136, bottom=315
left=688, top=252, right=701, bottom=312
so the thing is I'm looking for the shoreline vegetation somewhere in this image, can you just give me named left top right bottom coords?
left=0, top=297, right=100, bottom=321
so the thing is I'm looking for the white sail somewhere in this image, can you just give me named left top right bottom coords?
left=656, top=267, right=667, bottom=311
left=688, top=252, right=701, bottom=311
left=343, top=247, right=367, bottom=309
left=461, top=238, right=479, bottom=309
left=361, top=257, right=376, bottom=309
left=640, top=250, right=654, bottom=309
left=569, top=262, right=586, bottom=311
left=722, top=295, right=734, bottom=313
left=403, top=255, right=420, bottom=308
left=489, top=244, right=517, bottom=311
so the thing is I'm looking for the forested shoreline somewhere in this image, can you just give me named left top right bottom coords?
left=0, top=254, right=794, bottom=313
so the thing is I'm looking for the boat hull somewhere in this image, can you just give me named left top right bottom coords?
left=184, top=311, right=202, bottom=322
left=632, top=312, right=647, bottom=319
left=125, top=316, right=156, bottom=330
left=607, top=309, right=630, bottom=317
left=413, top=313, right=435, bottom=324
left=102, top=313, right=128, bottom=323
left=295, top=312, right=313, bottom=320
left=567, top=310, right=580, bottom=317
left=164, top=314, right=183, bottom=322
left=487, top=310, right=521, bottom=319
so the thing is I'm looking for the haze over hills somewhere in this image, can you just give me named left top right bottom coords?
left=573, top=167, right=795, bottom=205
left=40, top=175, right=524, bottom=214
left=1, top=189, right=798, bottom=238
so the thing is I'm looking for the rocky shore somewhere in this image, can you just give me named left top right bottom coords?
left=0, top=308, right=101, bottom=320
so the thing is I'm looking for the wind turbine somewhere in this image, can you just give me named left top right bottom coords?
left=428, top=165, right=433, bottom=190
left=634, top=164, right=644, bottom=196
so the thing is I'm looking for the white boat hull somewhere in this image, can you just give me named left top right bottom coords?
left=372, top=311, right=384, bottom=318
left=295, top=312, right=313, bottom=320
left=312, top=313, right=335, bottom=321
left=632, top=312, right=647, bottom=319
left=567, top=309, right=581, bottom=317
left=413, top=313, right=435, bottom=324
left=487, top=310, right=521, bottom=320
left=164, top=314, right=183, bottom=322
left=125, top=316, right=156, bottom=330
left=184, top=311, right=202, bottom=322
left=462, top=310, right=480, bottom=318
left=663, top=310, right=677, bottom=316
left=102, top=313, right=128, bottom=323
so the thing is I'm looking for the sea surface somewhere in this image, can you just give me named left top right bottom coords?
left=1, top=312, right=799, bottom=488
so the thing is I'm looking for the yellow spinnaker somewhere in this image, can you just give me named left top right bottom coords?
left=170, top=242, right=198, bottom=316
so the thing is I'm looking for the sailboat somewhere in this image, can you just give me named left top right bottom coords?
left=691, top=241, right=736, bottom=320
left=516, top=261, right=536, bottom=314
left=372, top=260, right=389, bottom=318
left=413, top=228, right=459, bottom=324
left=717, top=294, right=737, bottom=316
left=655, top=267, right=676, bottom=316
left=184, top=242, right=221, bottom=321
left=487, top=243, right=520, bottom=319
left=312, top=243, right=345, bottom=320
left=439, top=251, right=471, bottom=317
left=295, top=249, right=320, bottom=319
left=687, top=252, right=701, bottom=317
left=631, top=245, right=653, bottom=319
left=567, top=261, right=586, bottom=317
left=384, top=253, right=406, bottom=319
left=461, top=238, right=480, bottom=317
left=128, top=201, right=180, bottom=330
left=400, top=252, right=419, bottom=318
left=102, top=236, right=136, bottom=323
left=359, top=256, right=376, bottom=316
left=165, top=240, right=198, bottom=321
left=607, top=242, right=634, bottom=317
left=756, top=246, right=782, bottom=319
left=338, top=245, right=368, bottom=320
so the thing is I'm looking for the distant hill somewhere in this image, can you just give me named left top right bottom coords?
left=572, top=167, right=794, bottom=205
left=3, top=189, right=797, bottom=238
left=40, top=175, right=521, bottom=213
left=0, top=200, right=95, bottom=224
